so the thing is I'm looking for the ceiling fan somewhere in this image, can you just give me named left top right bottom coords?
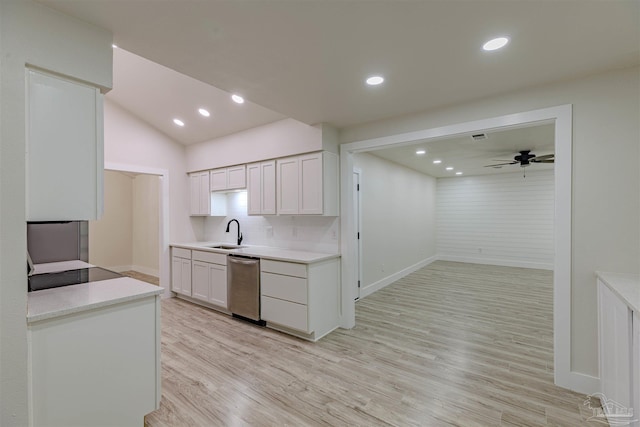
left=485, top=150, right=555, bottom=169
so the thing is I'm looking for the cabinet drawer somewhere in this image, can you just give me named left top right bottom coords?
left=261, top=259, right=307, bottom=278
left=172, top=247, right=191, bottom=259
left=261, top=272, right=307, bottom=304
left=192, top=250, right=227, bottom=265
left=261, top=296, right=308, bottom=332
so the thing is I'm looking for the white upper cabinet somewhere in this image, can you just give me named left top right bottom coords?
left=209, top=169, right=228, bottom=192
left=277, top=157, right=300, bottom=215
left=227, top=165, right=247, bottom=190
left=27, top=69, right=104, bottom=221
left=209, top=165, right=246, bottom=192
left=247, top=161, right=276, bottom=215
left=276, top=152, right=338, bottom=216
left=189, top=171, right=211, bottom=216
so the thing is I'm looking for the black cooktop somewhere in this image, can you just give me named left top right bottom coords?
left=28, top=267, right=123, bottom=292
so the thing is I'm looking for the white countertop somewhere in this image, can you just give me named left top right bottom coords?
left=597, top=271, right=640, bottom=313
left=28, top=276, right=164, bottom=324
left=32, top=260, right=94, bottom=275
left=171, top=242, right=340, bottom=264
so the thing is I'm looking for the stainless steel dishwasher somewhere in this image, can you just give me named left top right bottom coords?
left=227, top=255, right=263, bottom=324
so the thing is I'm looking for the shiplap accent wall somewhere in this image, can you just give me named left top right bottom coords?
left=437, top=169, right=554, bottom=270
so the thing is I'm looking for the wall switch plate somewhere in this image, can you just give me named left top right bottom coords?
left=331, top=229, right=337, bottom=240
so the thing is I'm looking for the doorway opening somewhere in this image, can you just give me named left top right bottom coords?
left=89, top=163, right=171, bottom=298
left=340, top=105, right=574, bottom=391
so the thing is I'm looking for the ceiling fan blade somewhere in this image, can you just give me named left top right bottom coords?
left=484, top=162, right=517, bottom=168
left=533, top=159, right=555, bottom=163
left=534, top=154, right=555, bottom=160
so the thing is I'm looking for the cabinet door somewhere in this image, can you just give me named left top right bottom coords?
left=599, top=281, right=632, bottom=410
left=199, top=172, right=211, bottom=215
left=191, top=261, right=210, bottom=301
left=189, top=174, right=201, bottom=215
left=261, top=161, right=277, bottom=215
left=172, top=256, right=192, bottom=295
left=180, top=258, right=192, bottom=296
left=277, top=157, right=299, bottom=215
left=171, top=256, right=183, bottom=293
left=227, top=165, right=246, bottom=190
left=27, top=69, right=102, bottom=221
left=247, top=163, right=262, bottom=215
left=208, top=264, right=227, bottom=308
left=210, top=169, right=227, bottom=191
left=299, top=153, right=323, bottom=215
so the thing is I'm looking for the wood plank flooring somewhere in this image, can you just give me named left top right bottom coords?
left=145, top=261, right=599, bottom=426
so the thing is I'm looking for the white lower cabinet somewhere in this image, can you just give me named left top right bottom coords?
left=260, top=257, right=340, bottom=341
left=171, top=248, right=192, bottom=296
left=191, top=251, right=228, bottom=308
left=597, top=278, right=634, bottom=422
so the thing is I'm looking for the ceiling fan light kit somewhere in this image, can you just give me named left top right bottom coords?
left=484, top=150, right=555, bottom=177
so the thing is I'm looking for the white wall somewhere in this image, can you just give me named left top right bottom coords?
left=132, top=174, right=160, bottom=275
left=186, top=118, right=324, bottom=172
left=437, top=169, right=554, bottom=270
left=89, top=171, right=134, bottom=269
left=353, top=152, right=437, bottom=295
left=104, top=99, right=199, bottom=244
left=203, top=192, right=339, bottom=254
left=341, top=66, right=640, bottom=379
left=0, top=1, right=112, bottom=423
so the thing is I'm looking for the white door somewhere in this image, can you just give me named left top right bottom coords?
left=198, top=172, right=210, bottom=215
left=210, top=168, right=227, bottom=191
left=353, top=170, right=362, bottom=300
left=208, top=264, right=228, bottom=307
left=189, top=174, right=200, bottom=215
left=191, top=261, right=210, bottom=301
left=299, top=153, right=323, bottom=214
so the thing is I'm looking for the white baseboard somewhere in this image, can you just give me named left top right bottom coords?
left=360, top=255, right=438, bottom=299
left=105, top=265, right=133, bottom=273
left=437, top=255, right=553, bottom=271
left=557, top=371, right=600, bottom=396
left=105, top=264, right=160, bottom=277
left=130, top=265, right=160, bottom=278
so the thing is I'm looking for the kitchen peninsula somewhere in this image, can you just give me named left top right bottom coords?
left=27, top=261, right=163, bottom=427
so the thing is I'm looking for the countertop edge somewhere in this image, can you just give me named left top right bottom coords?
left=28, top=279, right=164, bottom=324
left=596, top=271, right=640, bottom=313
left=170, top=242, right=340, bottom=264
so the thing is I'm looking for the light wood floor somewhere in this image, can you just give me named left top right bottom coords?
left=145, top=261, right=599, bottom=426
left=121, top=270, right=160, bottom=286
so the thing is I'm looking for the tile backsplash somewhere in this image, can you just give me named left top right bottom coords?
left=203, top=191, right=340, bottom=253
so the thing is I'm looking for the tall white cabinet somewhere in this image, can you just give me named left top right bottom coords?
left=171, top=248, right=192, bottom=296
left=597, top=272, right=640, bottom=425
left=27, top=69, right=104, bottom=221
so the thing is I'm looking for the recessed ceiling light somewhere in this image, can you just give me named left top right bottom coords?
left=111, top=44, right=118, bottom=49
left=446, top=166, right=454, bottom=171
left=483, top=37, right=509, bottom=51
left=366, top=76, right=384, bottom=86
left=433, top=160, right=442, bottom=164
left=415, top=149, right=426, bottom=155
left=231, top=94, right=245, bottom=104
left=173, top=118, right=185, bottom=127
left=456, top=171, right=463, bottom=175
left=198, top=108, right=210, bottom=117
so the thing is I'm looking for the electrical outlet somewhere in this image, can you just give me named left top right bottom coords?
left=266, top=226, right=273, bottom=238
left=331, top=230, right=337, bottom=240
left=292, top=227, right=298, bottom=237
left=381, top=263, right=385, bottom=272
left=478, top=248, right=483, bottom=253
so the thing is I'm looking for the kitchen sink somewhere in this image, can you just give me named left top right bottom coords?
left=206, top=244, right=246, bottom=250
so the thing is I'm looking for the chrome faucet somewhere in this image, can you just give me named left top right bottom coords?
left=225, top=219, right=243, bottom=245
